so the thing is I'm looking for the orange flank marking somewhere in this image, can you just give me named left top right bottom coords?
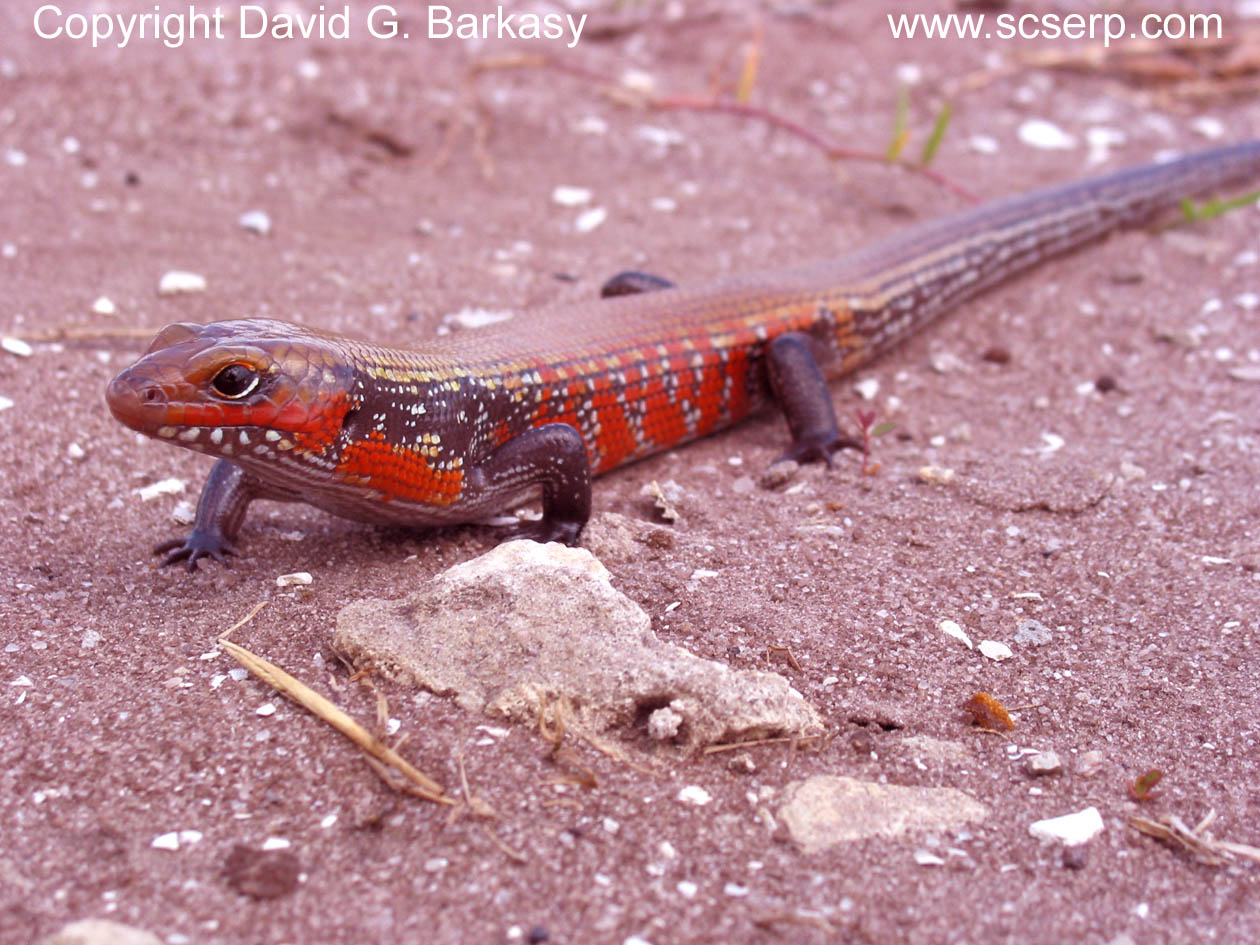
left=336, top=430, right=463, bottom=506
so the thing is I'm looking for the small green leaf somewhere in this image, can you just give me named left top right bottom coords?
left=919, top=102, right=952, bottom=166
left=886, top=87, right=910, bottom=162
left=870, top=422, right=896, bottom=438
left=1179, top=188, right=1260, bottom=224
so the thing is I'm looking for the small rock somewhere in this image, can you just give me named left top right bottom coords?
left=574, top=207, right=607, bottom=233
left=978, top=640, right=1013, bottom=661
left=1019, top=119, right=1076, bottom=150
left=38, top=919, right=164, bottom=945
left=938, top=619, right=973, bottom=648
left=913, top=849, right=945, bottom=866
left=1014, top=619, right=1053, bottom=646
left=727, top=752, right=756, bottom=774
left=551, top=185, right=592, bottom=207
left=1025, top=750, right=1063, bottom=776
left=334, top=541, right=822, bottom=748
left=1029, top=806, right=1104, bottom=845
left=647, top=705, right=684, bottom=740
left=238, top=210, right=272, bottom=235
left=677, top=785, right=712, bottom=806
left=918, top=465, right=956, bottom=486
left=443, top=307, right=513, bottom=330
left=276, top=571, right=313, bottom=587
left=222, top=844, right=301, bottom=899
left=779, top=776, right=988, bottom=854
left=853, top=377, right=880, bottom=400
left=1076, top=750, right=1105, bottom=777
left=2, top=336, right=33, bottom=357
left=758, top=460, right=799, bottom=490
left=157, top=270, right=207, bottom=295
left=134, top=478, right=185, bottom=501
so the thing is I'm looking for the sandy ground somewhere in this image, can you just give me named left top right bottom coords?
left=2, top=1, right=1259, bottom=943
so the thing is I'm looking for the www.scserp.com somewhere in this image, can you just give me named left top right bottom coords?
left=888, top=11, right=1223, bottom=47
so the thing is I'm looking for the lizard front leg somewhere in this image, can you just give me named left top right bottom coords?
left=466, top=422, right=592, bottom=545
left=155, top=459, right=298, bottom=570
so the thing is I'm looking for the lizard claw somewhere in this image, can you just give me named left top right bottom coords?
left=776, top=434, right=864, bottom=469
left=154, top=530, right=238, bottom=571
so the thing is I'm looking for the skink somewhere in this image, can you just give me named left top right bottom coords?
left=106, top=140, right=1260, bottom=568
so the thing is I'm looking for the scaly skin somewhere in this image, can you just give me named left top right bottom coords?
left=106, top=140, right=1260, bottom=568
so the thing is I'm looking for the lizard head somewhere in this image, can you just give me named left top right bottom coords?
left=106, top=319, right=360, bottom=460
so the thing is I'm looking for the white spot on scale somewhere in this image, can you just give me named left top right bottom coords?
left=239, top=431, right=250, bottom=445
left=178, top=428, right=200, bottom=442
left=265, top=430, right=281, bottom=442
left=210, top=428, right=224, bottom=445
left=157, top=426, right=177, bottom=438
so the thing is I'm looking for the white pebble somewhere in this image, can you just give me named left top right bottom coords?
left=574, top=115, right=608, bottom=135
left=1085, top=127, right=1125, bottom=164
left=256, top=703, right=277, bottom=717
left=62, top=136, right=81, bottom=154
left=723, top=882, right=749, bottom=898
left=296, top=58, right=320, bottom=80
left=1, top=243, right=15, bottom=258
left=1018, top=119, right=1076, bottom=150
left=151, top=832, right=181, bottom=851
left=0, top=395, right=13, bottom=412
left=91, top=295, right=117, bottom=315
left=650, top=196, right=677, bottom=213
left=238, top=210, right=272, bottom=235
left=134, top=478, right=186, bottom=501
left=1029, top=806, right=1104, bottom=845
left=676, top=880, right=698, bottom=899
left=1190, top=116, right=1225, bottom=140
left=261, top=836, right=291, bottom=850
left=5, top=149, right=27, bottom=167
left=853, top=377, right=880, bottom=401
left=895, top=62, right=922, bottom=85
left=67, top=443, right=86, bottom=460
left=968, top=134, right=999, bottom=155
left=2, top=337, right=33, bottom=358
left=443, top=307, right=513, bottom=330
left=276, top=571, right=313, bottom=587
left=551, top=185, right=592, bottom=207
left=1234, top=292, right=1259, bottom=311
left=939, top=619, right=973, bottom=648
left=620, top=69, right=656, bottom=94
left=158, top=270, right=207, bottom=295
left=677, top=784, right=712, bottom=806
left=1039, top=432, right=1065, bottom=454
left=574, top=207, right=607, bottom=233
left=913, top=849, right=945, bottom=866
left=979, top=640, right=1013, bottom=661
left=635, top=125, right=683, bottom=149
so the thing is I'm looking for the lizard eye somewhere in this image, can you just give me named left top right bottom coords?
left=211, top=364, right=259, bottom=399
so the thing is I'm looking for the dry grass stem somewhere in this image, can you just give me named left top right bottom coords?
left=218, top=638, right=451, bottom=806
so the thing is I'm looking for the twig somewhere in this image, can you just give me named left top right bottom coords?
left=218, top=638, right=451, bottom=805
left=466, top=55, right=975, bottom=200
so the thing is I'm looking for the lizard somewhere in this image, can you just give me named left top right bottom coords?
left=106, top=139, right=1260, bottom=569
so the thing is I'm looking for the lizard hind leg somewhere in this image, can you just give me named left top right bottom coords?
left=765, top=332, right=863, bottom=467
